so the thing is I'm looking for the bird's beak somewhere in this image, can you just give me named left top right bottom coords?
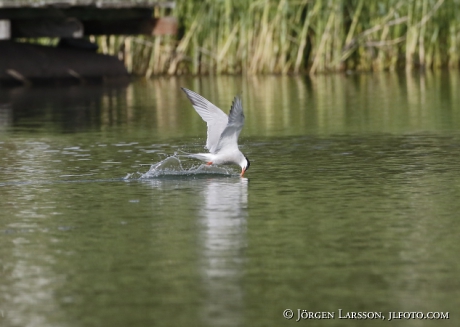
left=240, top=168, right=246, bottom=177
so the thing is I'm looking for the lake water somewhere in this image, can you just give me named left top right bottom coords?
left=1, top=72, right=459, bottom=327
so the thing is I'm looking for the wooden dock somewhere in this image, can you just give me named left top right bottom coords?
left=0, top=0, right=177, bottom=85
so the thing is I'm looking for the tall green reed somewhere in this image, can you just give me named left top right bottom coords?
left=95, top=0, right=460, bottom=75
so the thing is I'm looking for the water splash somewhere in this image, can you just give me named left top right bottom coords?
left=126, top=156, right=237, bottom=180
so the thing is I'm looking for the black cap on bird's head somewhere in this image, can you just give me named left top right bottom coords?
left=240, top=156, right=250, bottom=177
left=245, top=156, right=250, bottom=171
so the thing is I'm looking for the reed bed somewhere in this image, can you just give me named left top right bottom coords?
left=95, top=0, right=460, bottom=75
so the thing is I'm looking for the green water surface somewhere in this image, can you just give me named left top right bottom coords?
left=1, top=72, right=459, bottom=327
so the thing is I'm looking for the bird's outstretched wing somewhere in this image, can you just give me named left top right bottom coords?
left=181, top=88, right=228, bottom=153
left=215, top=96, right=245, bottom=154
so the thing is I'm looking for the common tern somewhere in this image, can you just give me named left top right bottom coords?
left=181, top=88, right=250, bottom=177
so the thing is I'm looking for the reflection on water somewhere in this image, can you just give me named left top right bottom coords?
left=126, top=71, right=460, bottom=136
left=2, top=71, right=460, bottom=137
left=3, top=236, right=64, bottom=327
left=0, top=103, right=11, bottom=130
left=138, top=173, right=248, bottom=327
left=199, top=178, right=248, bottom=327
left=135, top=176, right=247, bottom=327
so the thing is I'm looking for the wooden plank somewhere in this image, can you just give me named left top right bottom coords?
left=64, top=7, right=154, bottom=21
left=0, top=8, right=66, bottom=20
left=83, top=17, right=177, bottom=36
left=83, top=18, right=153, bottom=35
left=11, top=18, right=83, bottom=38
left=0, top=7, right=153, bottom=20
left=0, top=1, right=175, bottom=9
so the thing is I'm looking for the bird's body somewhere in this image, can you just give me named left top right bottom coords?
left=181, top=88, right=250, bottom=176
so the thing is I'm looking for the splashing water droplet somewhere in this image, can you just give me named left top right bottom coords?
left=129, top=155, right=237, bottom=179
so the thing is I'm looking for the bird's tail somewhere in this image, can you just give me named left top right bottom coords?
left=175, top=150, right=212, bottom=163
left=186, top=153, right=213, bottom=162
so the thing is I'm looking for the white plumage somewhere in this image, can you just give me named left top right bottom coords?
left=181, top=88, right=250, bottom=176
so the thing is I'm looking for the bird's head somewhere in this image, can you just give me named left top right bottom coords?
left=240, top=156, right=250, bottom=177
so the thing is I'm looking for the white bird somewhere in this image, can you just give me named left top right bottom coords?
left=181, top=88, right=250, bottom=177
